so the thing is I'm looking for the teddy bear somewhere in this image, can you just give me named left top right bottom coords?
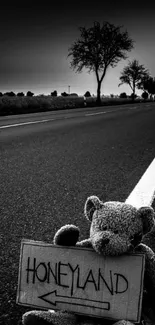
left=22, top=195, right=155, bottom=325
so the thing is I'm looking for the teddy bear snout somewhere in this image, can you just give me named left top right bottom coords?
left=91, top=234, right=110, bottom=254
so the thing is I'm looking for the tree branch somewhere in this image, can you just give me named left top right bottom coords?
left=95, top=67, right=100, bottom=83
left=100, top=66, right=107, bottom=83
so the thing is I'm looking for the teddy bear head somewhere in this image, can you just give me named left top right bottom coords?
left=84, top=195, right=155, bottom=256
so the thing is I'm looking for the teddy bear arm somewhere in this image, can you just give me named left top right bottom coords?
left=135, top=243, right=155, bottom=303
left=76, top=238, right=93, bottom=248
left=113, top=321, right=135, bottom=325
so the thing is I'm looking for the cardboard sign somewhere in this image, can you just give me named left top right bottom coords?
left=17, top=240, right=145, bottom=323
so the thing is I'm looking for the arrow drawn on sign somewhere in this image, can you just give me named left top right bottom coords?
left=38, top=290, right=110, bottom=310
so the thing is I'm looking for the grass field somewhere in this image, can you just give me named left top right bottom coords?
left=0, top=95, right=149, bottom=116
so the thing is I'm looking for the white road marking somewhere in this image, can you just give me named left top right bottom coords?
left=85, top=110, right=116, bottom=116
left=0, top=103, right=150, bottom=128
left=125, top=158, right=155, bottom=208
left=0, top=119, right=55, bottom=129
left=0, top=109, right=116, bottom=128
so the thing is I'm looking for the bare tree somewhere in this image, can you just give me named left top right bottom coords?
left=118, top=59, right=149, bottom=101
left=68, top=21, right=134, bottom=105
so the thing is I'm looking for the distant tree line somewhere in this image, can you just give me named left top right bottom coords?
left=1, top=58, right=155, bottom=101
left=0, top=90, right=91, bottom=97
left=0, top=91, right=34, bottom=97
left=0, top=90, right=80, bottom=97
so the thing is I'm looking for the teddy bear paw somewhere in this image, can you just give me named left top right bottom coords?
left=22, top=310, right=78, bottom=325
left=113, top=321, right=134, bottom=325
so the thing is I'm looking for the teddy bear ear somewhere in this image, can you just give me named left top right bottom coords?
left=84, top=195, right=103, bottom=221
left=138, top=206, right=155, bottom=234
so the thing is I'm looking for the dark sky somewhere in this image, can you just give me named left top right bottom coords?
left=1, top=1, right=155, bottom=96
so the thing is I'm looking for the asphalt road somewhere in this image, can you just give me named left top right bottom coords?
left=1, top=102, right=155, bottom=324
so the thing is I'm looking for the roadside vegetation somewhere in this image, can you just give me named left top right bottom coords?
left=0, top=93, right=153, bottom=116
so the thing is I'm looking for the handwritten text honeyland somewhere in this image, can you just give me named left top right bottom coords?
left=26, top=257, right=129, bottom=297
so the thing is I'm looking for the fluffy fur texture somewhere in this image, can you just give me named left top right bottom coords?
left=22, top=196, right=155, bottom=325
